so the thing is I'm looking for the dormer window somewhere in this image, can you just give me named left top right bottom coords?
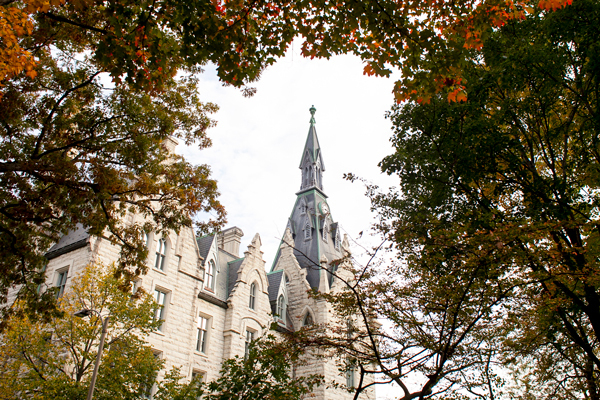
left=277, top=295, right=286, bottom=321
left=322, top=217, right=329, bottom=243
left=205, top=260, right=216, bottom=291
left=334, top=226, right=341, bottom=251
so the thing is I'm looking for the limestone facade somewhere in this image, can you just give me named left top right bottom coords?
left=36, top=108, right=375, bottom=400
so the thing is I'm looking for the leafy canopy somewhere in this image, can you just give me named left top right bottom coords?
left=350, top=0, right=600, bottom=398
left=0, top=0, right=299, bottom=321
left=0, top=263, right=204, bottom=400
left=0, top=263, right=321, bottom=399
left=204, top=334, right=323, bottom=400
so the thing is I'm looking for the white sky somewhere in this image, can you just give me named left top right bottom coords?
left=179, top=47, right=402, bottom=399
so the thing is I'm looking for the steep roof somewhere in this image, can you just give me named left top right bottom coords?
left=267, top=270, right=283, bottom=302
left=227, top=258, right=244, bottom=296
left=46, top=224, right=89, bottom=260
left=271, top=107, right=346, bottom=290
left=196, top=235, right=215, bottom=264
left=298, top=107, right=325, bottom=171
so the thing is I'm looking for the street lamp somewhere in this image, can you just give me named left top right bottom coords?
left=74, top=309, right=110, bottom=400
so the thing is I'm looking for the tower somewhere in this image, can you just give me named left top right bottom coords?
left=271, top=105, right=345, bottom=292
left=268, top=107, right=374, bottom=400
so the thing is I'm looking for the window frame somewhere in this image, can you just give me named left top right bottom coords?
left=205, top=259, right=216, bottom=291
left=196, top=316, right=209, bottom=354
left=154, top=289, right=167, bottom=331
left=154, top=237, right=167, bottom=270
left=55, top=268, right=68, bottom=298
left=249, top=282, right=256, bottom=310
left=303, top=216, right=311, bottom=241
left=244, top=329, right=255, bottom=359
left=277, top=294, right=286, bottom=321
left=346, top=367, right=355, bottom=389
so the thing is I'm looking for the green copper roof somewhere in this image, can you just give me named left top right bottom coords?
left=299, top=106, right=324, bottom=170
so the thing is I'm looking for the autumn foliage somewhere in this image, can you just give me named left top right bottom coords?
left=287, top=0, right=574, bottom=103
left=0, top=0, right=297, bottom=322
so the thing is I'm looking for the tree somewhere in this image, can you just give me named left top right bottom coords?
left=202, top=334, right=322, bottom=400
left=284, top=0, right=574, bottom=103
left=0, top=262, right=321, bottom=399
left=338, top=0, right=600, bottom=398
left=0, top=0, right=578, bottom=324
left=0, top=262, right=203, bottom=399
left=0, top=0, right=299, bottom=321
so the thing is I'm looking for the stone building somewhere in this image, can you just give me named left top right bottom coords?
left=40, top=107, right=375, bottom=399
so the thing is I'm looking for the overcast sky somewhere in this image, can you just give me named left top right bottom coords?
left=178, top=45, right=402, bottom=399
left=179, top=46, right=400, bottom=267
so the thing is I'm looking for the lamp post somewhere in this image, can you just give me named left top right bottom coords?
left=74, top=309, right=110, bottom=400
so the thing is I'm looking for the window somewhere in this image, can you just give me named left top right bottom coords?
left=249, top=282, right=256, bottom=310
left=154, top=238, right=167, bottom=270
left=143, top=351, right=162, bottom=398
left=154, top=289, right=167, bottom=331
left=300, top=199, right=307, bottom=214
left=345, top=320, right=355, bottom=388
left=244, top=330, right=255, bottom=359
left=303, top=312, right=314, bottom=326
left=334, top=226, right=341, bottom=251
left=55, top=269, right=68, bottom=298
left=277, top=295, right=286, bottom=321
left=304, top=216, right=311, bottom=241
left=196, top=316, right=209, bottom=353
left=144, top=232, right=150, bottom=247
left=322, top=217, right=329, bottom=243
left=191, top=370, right=205, bottom=385
left=346, top=367, right=355, bottom=388
left=205, top=260, right=216, bottom=291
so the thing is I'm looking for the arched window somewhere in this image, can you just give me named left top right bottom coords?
left=206, top=260, right=216, bottom=291
left=300, top=199, right=307, bottom=215
left=304, top=166, right=310, bottom=188
left=155, top=238, right=167, bottom=270
left=249, top=282, right=256, bottom=310
left=322, top=217, right=329, bottom=243
left=303, top=312, right=313, bottom=326
left=277, top=295, right=286, bottom=321
left=304, top=217, right=311, bottom=241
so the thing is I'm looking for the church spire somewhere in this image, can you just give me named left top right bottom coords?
left=299, top=105, right=325, bottom=193
left=270, top=106, right=345, bottom=291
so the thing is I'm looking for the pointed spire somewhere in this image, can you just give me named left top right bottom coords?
left=299, top=105, right=325, bottom=192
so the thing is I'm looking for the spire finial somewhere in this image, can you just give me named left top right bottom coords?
left=309, top=105, right=316, bottom=126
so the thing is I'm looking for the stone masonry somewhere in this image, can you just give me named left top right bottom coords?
left=34, top=107, right=375, bottom=399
